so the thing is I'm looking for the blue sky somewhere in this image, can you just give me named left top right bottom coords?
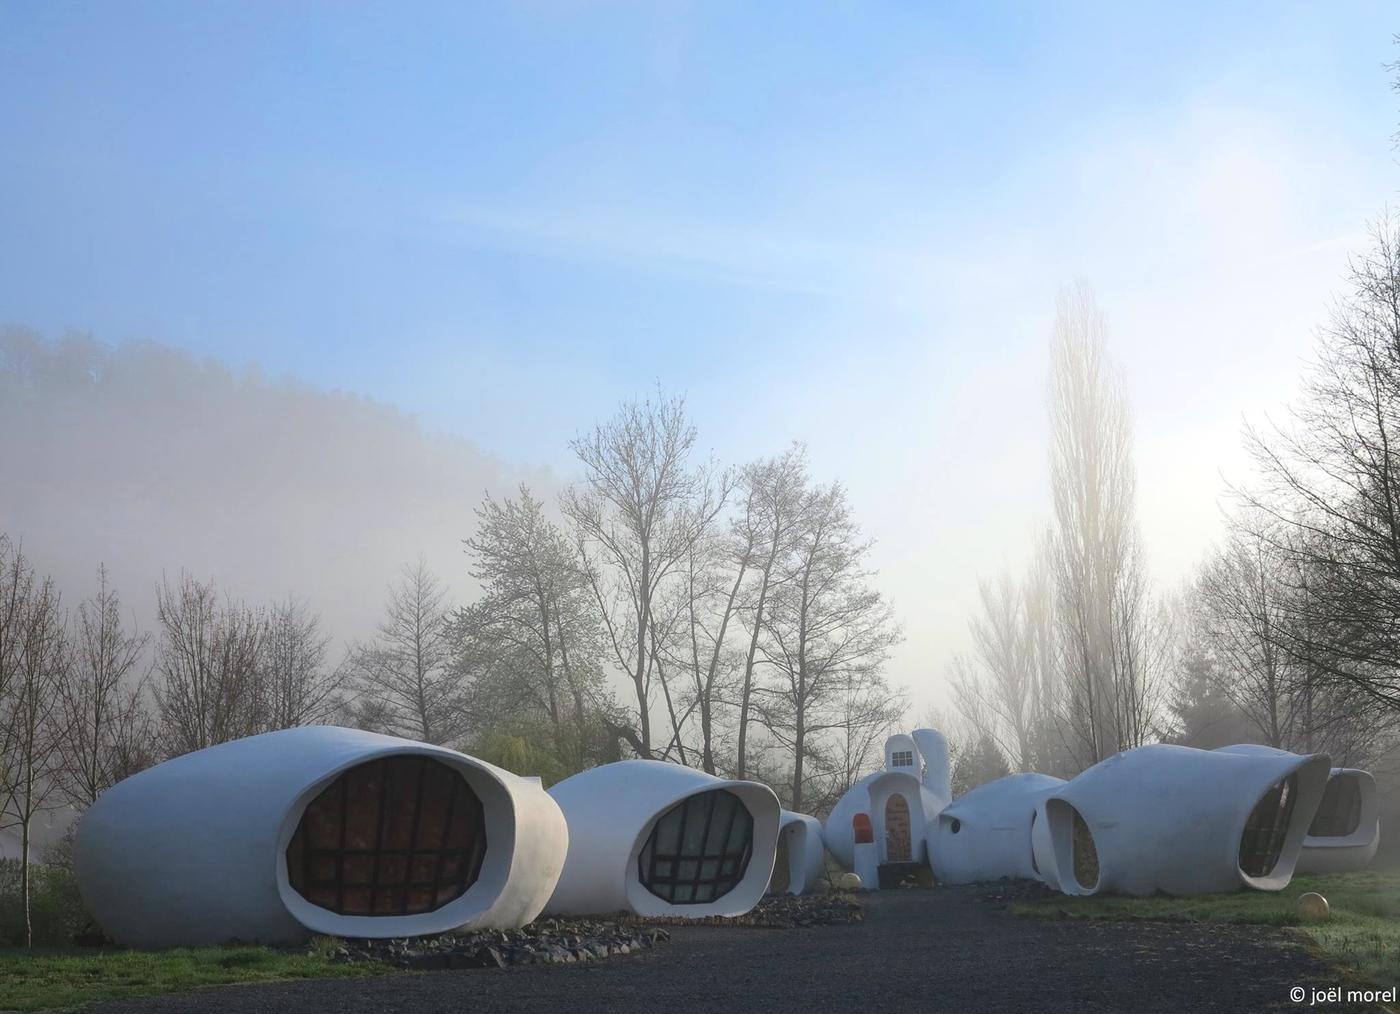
left=3, top=1, right=1397, bottom=705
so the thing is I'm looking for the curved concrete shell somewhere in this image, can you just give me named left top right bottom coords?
left=769, top=811, right=827, bottom=895
left=1044, top=744, right=1330, bottom=897
left=544, top=760, right=780, bottom=918
left=1030, top=794, right=1062, bottom=891
left=75, top=727, right=568, bottom=948
left=928, top=772, right=1066, bottom=885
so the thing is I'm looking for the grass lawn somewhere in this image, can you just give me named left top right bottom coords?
left=1013, top=870, right=1400, bottom=988
left=0, top=938, right=395, bottom=1013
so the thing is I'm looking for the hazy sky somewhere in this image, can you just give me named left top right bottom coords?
left=2, top=2, right=1398, bottom=714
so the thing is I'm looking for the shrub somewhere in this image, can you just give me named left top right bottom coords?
left=0, top=859, right=97, bottom=948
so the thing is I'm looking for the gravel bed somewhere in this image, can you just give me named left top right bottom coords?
left=322, top=917, right=669, bottom=970
left=623, top=891, right=863, bottom=928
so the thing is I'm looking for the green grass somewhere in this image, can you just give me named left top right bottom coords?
left=0, top=937, right=395, bottom=1013
left=1013, top=870, right=1400, bottom=988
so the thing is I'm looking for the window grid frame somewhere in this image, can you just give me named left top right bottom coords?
left=638, top=789, right=754, bottom=906
left=286, top=755, right=488, bottom=918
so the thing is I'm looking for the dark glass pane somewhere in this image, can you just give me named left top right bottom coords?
left=637, top=789, right=754, bottom=905
left=286, top=756, right=486, bottom=916
left=1308, top=776, right=1362, bottom=838
left=1239, top=775, right=1298, bottom=877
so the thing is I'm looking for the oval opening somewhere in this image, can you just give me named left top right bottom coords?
left=1308, top=774, right=1362, bottom=839
left=286, top=755, right=487, bottom=916
left=1239, top=773, right=1299, bottom=877
left=1070, top=806, right=1098, bottom=890
left=637, top=789, right=754, bottom=905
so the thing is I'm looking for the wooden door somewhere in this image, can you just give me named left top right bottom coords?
left=884, top=794, right=912, bottom=862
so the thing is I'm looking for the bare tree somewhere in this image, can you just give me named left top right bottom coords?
left=733, top=445, right=809, bottom=778
left=152, top=573, right=265, bottom=755
left=58, top=565, right=153, bottom=806
left=651, top=466, right=736, bottom=772
left=1049, top=284, right=1162, bottom=764
left=1239, top=217, right=1400, bottom=718
left=347, top=561, right=459, bottom=744
left=753, top=482, right=902, bottom=811
left=259, top=596, right=339, bottom=731
left=562, top=391, right=709, bottom=758
left=1194, top=528, right=1305, bottom=748
left=0, top=535, right=33, bottom=789
left=967, top=574, right=1035, bottom=770
left=0, top=545, right=68, bottom=948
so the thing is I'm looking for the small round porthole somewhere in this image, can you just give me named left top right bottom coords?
left=949, top=818, right=961, bottom=834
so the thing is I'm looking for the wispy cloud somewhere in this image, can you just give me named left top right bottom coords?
left=430, top=201, right=928, bottom=301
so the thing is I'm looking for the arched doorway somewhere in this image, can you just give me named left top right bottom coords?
left=884, top=794, right=912, bottom=862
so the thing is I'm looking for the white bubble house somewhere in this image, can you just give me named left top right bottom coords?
left=75, top=727, right=568, bottom=948
left=544, top=760, right=780, bottom=918
left=1042, top=743, right=1330, bottom=897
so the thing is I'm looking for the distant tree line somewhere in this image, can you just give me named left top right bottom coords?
left=0, top=391, right=906, bottom=944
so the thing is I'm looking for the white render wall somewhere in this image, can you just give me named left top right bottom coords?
left=544, top=760, right=780, bottom=918
left=75, top=727, right=568, bottom=948
left=775, top=810, right=827, bottom=895
left=928, top=773, right=1066, bottom=885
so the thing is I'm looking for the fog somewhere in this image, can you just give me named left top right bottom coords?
left=0, top=328, right=549, bottom=650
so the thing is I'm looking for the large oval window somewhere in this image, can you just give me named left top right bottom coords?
left=637, top=789, right=753, bottom=904
left=286, top=755, right=487, bottom=916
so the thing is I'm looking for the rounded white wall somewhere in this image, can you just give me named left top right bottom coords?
left=911, top=728, right=952, bottom=808
left=544, top=760, right=780, bottom=918
left=774, top=811, right=827, bottom=895
left=928, top=773, right=1066, bottom=885
left=75, top=727, right=567, bottom=948
left=1044, top=744, right=1330, bottom=897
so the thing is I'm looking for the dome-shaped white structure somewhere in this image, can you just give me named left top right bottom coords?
left=75, top=727, right=568, bottom=948
left=825, top=729, right=951, bottom=874
left=544, top=760, right=780, bottom=918
left=769, top=811, right=826, bottom=895
left=1297, top=768, right=1380, bottom=874
left=1043, top=744, right=1330, bottom=897
left=928, top=772, right=1066, bottom=885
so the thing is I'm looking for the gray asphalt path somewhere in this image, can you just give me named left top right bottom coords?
left=94, top=888, right=1375, bottom=1014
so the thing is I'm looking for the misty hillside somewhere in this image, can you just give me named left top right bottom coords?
left=0, top=328, right=541, bottom=643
